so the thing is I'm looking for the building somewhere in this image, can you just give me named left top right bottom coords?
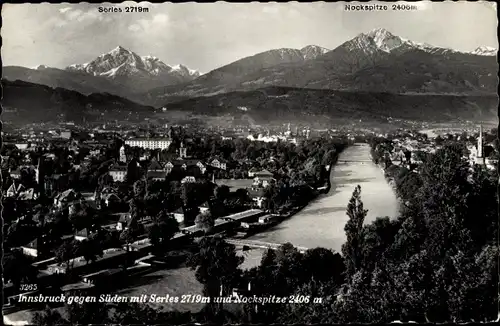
left=21, top=238, right=43, bottom=257
left=248, top=187, right=267, bottom=208
left=125, top=138, right=172, bottom=150
left=475, top=125, right=485, bottom=166
left=148, top=159, right=163, bottom=172
left=15, top=143, right=29, bottom=151
left=165, top=159, right=206, bottom=174
left=116, top=213, right=132, bottom=231
left=210, top=158, right=227, bottom=170
left=468, top=125, right=487, bottom=167
left=147, top=170, right=168, bottom=181
left=119, top=146, right=127, bottom=163
left=172, top=207, right=185, bottom=224
left=181, top=176, right=196, bottom=184
left=253, top=170, right=275, bottom=187
left=248, top=167, right=259, bottom=178
left=199, top=201, right=210, bottom=214
left=101, top=193, right=121, bottom=208
left=18, top=188, right=38, bottom=201
left=109, top=165, right=127, bottom=182
left=6, top=182, right=25, bottom=198
left=54, top=189, right=81, bottom=209
left=60, top=131, right=72, bottom=140
left=9, top=168, right=21, bottom=180
left=75, top=228, right=91, bottom=241
left=179, top=142, right=187, bottom=159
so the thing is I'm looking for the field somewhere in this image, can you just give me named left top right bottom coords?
left=113, top=267, right=204, bottom=312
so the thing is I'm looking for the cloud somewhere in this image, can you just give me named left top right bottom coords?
left=128, top=24, right=141, bottom=32
left=57, top=7, right=103, bottom=24
left=128, top=13, right=170, bottom=33
left=66, top=9, right=83, bottom=20
left=262, top=6, right=280, bottom=14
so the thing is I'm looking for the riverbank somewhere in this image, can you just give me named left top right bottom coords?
left=242, top=143, right=399, bottom=268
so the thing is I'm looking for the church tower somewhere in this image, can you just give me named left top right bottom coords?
left=476, top=124, right=485, bottom=165
left=119, top=146, right=127, bottom=163
left=179, top=142, right=187, bottom=159
left=36, top=157, right=45, bottom=198
left=285, top=123, right=292, bottom=138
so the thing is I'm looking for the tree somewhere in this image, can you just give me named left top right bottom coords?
left=3, top=250, right=37, bottom=292
left=148, top=210, right=180, bottom=252
left=55, top=240, right=80, bottom=272
left=359, top=217, right=401, bottom=272
left=64, top=290, right=109, bottom=325
left=97, top=173, right=114, bottom=191
left=321, top=149, right=337, bottom=166
left=188, top=236, right=243, bottom=312
left=125, top=159, right=141, bottom=185
left=69, top=201, right=95, bottom=231
left=195, top=211, right=215, bottom=232
left=78, top=238, right=104, bottom=264
left=133, top=179, right=146, bottom=199
left=235, top=188, right=250, bottom=204
left=32, top=306, right=68, bottom=325
left=120, top=225, right=139, bottom=246
left=214, top=185, right=230, bottom=202
left=302, top=247, right=345, bottom=285
left=341, top=185, right=368, bottom=279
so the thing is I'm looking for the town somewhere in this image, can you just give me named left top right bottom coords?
left=2, top=2, right=498, bottom=324
left=2, top=119, right=498, bottom=323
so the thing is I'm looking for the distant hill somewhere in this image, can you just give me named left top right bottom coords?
left=1, top=79, right=154, bottom=125
left=162, top=86, right=499, bottom=124
left=2, top=65, right=132, bottom=98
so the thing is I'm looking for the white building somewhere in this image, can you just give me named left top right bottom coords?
left=109, top=166, right=127, bottom=182
left=125, top=138, right=172, bottom=150
left=468, top=125, right=486, bottom=166
left=119, top=146, right=127, bottom=163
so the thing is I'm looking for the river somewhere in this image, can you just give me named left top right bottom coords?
left=239, top=143, right=399, bottom=269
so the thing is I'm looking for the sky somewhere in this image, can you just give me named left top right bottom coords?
left=1, top=1, right=498, bottom=73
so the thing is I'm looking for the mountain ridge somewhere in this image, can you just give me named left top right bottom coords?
left=5, top=28, right=497, bottom=107
left=139, top=28, right=497, bottom=105
left=162, top=85, right=499, bottom=124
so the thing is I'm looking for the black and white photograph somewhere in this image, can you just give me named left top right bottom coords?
left=1, top=1, right=498, bottom=324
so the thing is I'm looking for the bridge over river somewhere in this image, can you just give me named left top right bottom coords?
left=225, top=238, right=308, bottom=253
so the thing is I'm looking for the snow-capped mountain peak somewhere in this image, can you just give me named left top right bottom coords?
left=300, top=45, right=330, bottom=60
left=65, top=46, right=200, bottom=81
left=361, top=28, right=405, bottom=53
left=471, top=46, right=497, bottom=56
left=345, top=28, right=491, bottom=57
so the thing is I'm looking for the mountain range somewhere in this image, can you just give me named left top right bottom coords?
left=3, top=46, right=201, bottom=99
left=142, top=28, right=497, bottom=106
left=2, top=28, right=498, bottom=125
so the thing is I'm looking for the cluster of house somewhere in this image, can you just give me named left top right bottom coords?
left=246, top=123, right=310, bottom=145
left=384, top=126, right=498, bottom=172
left=108, top=142, right=230, bottom=184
